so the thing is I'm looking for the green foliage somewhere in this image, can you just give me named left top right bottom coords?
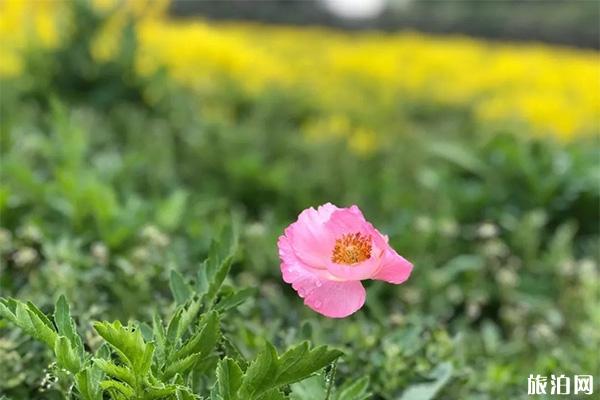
left=399, top=363, right=452, bottom=400
left=235, top=342, right=343, bottom=399
left=0, top=228, right=345, bottom=399
left=0, top=296, right=97, bottom=398
left=290, top=374, right=371, bottom=400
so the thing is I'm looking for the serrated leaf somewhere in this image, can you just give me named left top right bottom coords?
left=139, top=342, right=155, bottom=376
left=167, top=308, right=183, bottom=345
left=139, top=322, right=154, bottom=341
left=176, top=388, right=199, bottom=400
left=215, top=288, right=256, bottom=312
left=178, top=297, right=202, bottom=335
left=170, top=270, right=193, bottom=305
left=0, top=299, right=43, bottom=340
left=240, top=341, right=343, bottom=399
left=238, top=341, right=278, bottom=399
left=15, top=301, right=35, bottom=332
left=95, top=343, right=112, bottom=360
left=99, top=380, right=135, bottom=397
left=75, top=369, right=102, bottom=400
left=204, top=255, right=234, bottom=307
left=93, top=358, right=135, bottom=387
left=275, top=342, right=310, bottom=381
left=196, top=264, right=209, bottom=297
left=26, top=301, right=55, bottom=330
left=0, top=298, right=18, bottom=324
left=54, top=295, right=84, bottom=356
left=216, top=357, right=243, bottom=400
left=25, top=305, right=58, bottom=348
left=194, top=354, right=220, bottom=376
left=171, top=311, right=219, bottom=362
left=203, top=223, right=239, bottom=308
left=153, top=312, right=167, bottom=363
left=221, top=335, right=249, bottom=370
left=146, top=384, right=178, bottom=399
left=276, top=343, right=343, bottom=388
left=163, top=352, right=203, bottom=380
left=55, top=335, right=82, bottom=373
left=93, top=321, right=149, bottom=374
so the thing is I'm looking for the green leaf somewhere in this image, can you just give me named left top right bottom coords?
left=176, top=387, right=200, bottom=400
left=99, top=380, right=135, bottom=398
left=196, top=265, right=209, bottom=297
left=96, top=343, right=112, bottom=360
left=195, top=354, right=220, bottom=376
left=163, top=352, right=203, bottom=380
left=290, top=375, right=326, bottom=400
left=139, top=322, right=154, bottom=341
left=238, top=342, right=279, bottom=399
left=166, top=308, right=183, bottom=345
left=146, top=384, right=178, bottom=399
left=204, top=254, right=234, bottom=307
left=93, top=321, right=149, bottom=374
left=171, top=311, right=220, bottom=362
left=221, top=335, right=249, bottom=370
left=55, top=335, right=82, bottom=373
left=0, top=298, right=19, bottom=325
left=170, top=270, right=193, bottom=305
left=15, top=302, right=35, bottom=332
left=26, top=301, right=54, bottom=328
left=215, top=288, right=256, bottom=312
left=153, top=312, right=167, bottom=363
left=399, top=362, right=453, bottom=400
left=75, top=369, right=102, bottom=400
left=178, top=297, right=202, bottom=336
left=276, top=343, right=343, bottom=389
left=216, top=357, right=243, bottom=400
left=25, top=303, right=58, bottom=348
left=203, top=223, right=239, bottom=308
left=257, top=389, right=286, bottom=400
left=240, top=341, right=341, bottom=399
left=335, top=376, right=370, bottom=400
left=93, top=358, right=135, bottom=387
left=54, top=295, right=84, bottom=356
left=139, top=342, right=155, bottom=376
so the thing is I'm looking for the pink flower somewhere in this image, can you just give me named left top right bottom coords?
left=278, top=203, right=413, bottom=318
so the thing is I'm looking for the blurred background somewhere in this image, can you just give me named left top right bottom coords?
left=0, top=0, right=599, bottom=399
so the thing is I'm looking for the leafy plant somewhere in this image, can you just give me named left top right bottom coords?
left=0, top=226, right=346, bottom=399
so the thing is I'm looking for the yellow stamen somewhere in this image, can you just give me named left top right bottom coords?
left=331, top=232, right=372, bottom=265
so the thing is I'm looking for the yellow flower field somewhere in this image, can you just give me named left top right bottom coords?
left=1, top=0, right=598, bottom=140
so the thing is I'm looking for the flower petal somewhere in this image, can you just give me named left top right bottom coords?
left=279, top=234, right=323, bottom=281
left=372, top=249, right=413, bottom=284
left=324, top=208, right=388, bottom=280
left=279, top=234, right=366, bottom=318
left=304, top=280, right=366, bottom=318
left=285, top=204, right=339, bottom=269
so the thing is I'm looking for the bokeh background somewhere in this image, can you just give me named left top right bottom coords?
left=1, top=0, right=599, bottom=398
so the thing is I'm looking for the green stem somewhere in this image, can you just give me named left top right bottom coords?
left=324, top=360, right=337, bottom=400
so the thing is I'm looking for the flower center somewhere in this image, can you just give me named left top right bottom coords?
left=331, top=232, right=372, bottom=265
